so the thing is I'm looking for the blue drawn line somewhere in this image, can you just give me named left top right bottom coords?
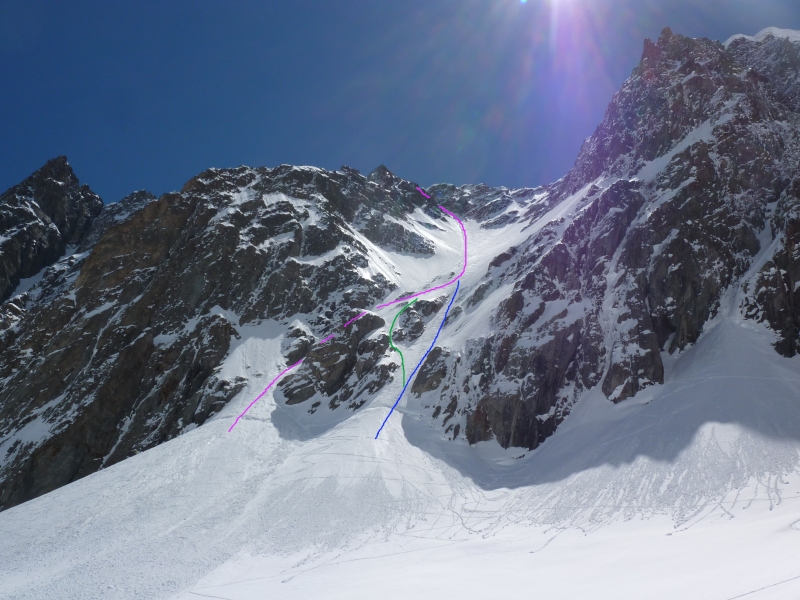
left=374, top=280, right=460, bottom=439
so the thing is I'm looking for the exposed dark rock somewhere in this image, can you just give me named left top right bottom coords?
left=78, top=190, right=156, bottom=252
left=411, top=347, right=449, bottom=394
left=0, top=156, right=102, bottom=301
left=360, top=214, right=435, bottom=255
left=743, top=195, right=800, bottom=355
left=278, top=312, right=393, bottom=409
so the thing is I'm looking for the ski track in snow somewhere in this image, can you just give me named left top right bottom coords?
left=227, top=360, right=305, bottom=432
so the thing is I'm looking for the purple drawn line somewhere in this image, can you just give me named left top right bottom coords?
left=374, top=205, right=467, bottom=310
left=416, top=186, right=431, bottom=198
left=343, top=311, right=367, bottom=328
left=227, top=359, right=304, bottom=432
left=318, top=333, right=336, bottom=345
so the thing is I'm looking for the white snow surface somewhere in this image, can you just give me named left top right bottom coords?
left=8, top=265, right=49, bottom=298
left=724, top=27, right=800, bottom=48
left=2, top=207, right=800, bottom=599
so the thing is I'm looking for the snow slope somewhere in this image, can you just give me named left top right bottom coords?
left=724, top=27, right=800, bottom=48
left=2, top=201, right=800, bottom=600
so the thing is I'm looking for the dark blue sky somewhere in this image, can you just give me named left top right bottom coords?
left=2, top=0, right=799, bottom=202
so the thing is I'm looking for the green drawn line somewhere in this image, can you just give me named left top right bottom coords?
left=389, top=299, right=418, bottom=386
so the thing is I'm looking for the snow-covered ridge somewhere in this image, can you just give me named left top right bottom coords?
left=724, top=26, right=800, bottom=49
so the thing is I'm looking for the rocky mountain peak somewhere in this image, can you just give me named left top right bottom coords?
left=13, top=156, right=102, bottom=242
left=0, top=155, right=102, bottom=301
left=367, top=164, right=395, bottom=186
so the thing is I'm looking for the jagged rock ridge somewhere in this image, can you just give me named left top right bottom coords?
left=0, top=156, right=102, bottom=301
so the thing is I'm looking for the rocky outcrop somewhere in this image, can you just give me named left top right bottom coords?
left=0, top=156, right=102, bottom=301
left=278, top=312, right=393, bottom=411
left=77, top=189, right=156, bottom=252
left=742, top=183, right=800, bottom=356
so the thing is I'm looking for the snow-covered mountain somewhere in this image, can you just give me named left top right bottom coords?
left=3, top=26, right=800, bottom=599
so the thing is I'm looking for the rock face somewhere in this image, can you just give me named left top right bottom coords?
left=77, top=189, right=156, bottom=253
left=3, top=28, right=800, bottom=510
left=0, top=156, right=102, bottom=301
left=414, top=28, right=800, bottom=447
left=279, top=312, right=392, bottom=411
